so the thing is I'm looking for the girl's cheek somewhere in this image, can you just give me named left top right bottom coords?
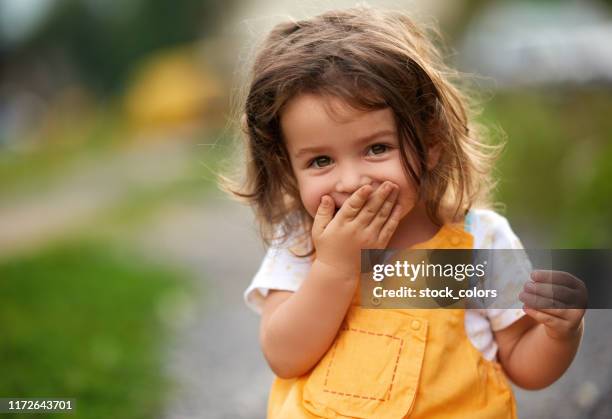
left=398, top=189, right=417, bottom=214
left=301, top=189, right=321, bottom=218
left=307, top=200, right=319, bottom=218
left=294, top=177, right=315, bottom=217
left=304, top=183, right=328, bottom=217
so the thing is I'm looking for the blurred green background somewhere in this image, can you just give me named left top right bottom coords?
left=0, top=0, right=610, bottom=418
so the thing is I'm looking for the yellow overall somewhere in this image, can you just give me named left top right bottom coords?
left=267, top=222, right=518, bottom=418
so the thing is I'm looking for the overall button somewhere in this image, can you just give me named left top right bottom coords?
left=450, top=236, right=461, bottom=246
left=371, top=296, right=381, bottom=306
left=410, top=319, right=421, bottom=331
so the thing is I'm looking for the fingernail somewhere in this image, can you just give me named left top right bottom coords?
left=524, top=282, right=536, bottom=292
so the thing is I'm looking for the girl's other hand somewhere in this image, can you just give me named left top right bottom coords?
left=519, top=270, right=587, bottom=340
left=311, top=181, right=402, bottom=278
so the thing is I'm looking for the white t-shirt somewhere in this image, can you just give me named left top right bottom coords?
left=243, top=208, right=531, bottom=361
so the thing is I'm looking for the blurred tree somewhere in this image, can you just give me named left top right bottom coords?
left=8, top=0, right=238, bottom=96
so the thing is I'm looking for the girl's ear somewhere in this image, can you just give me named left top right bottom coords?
left=426, top=143, right=442, bottom=170
left=240, top=113, right=248, bottom=134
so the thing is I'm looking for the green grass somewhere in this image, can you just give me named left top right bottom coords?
left=0, top=240, right=192, bottom=419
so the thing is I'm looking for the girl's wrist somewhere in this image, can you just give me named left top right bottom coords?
left=313, top=257, right=360, bottom=282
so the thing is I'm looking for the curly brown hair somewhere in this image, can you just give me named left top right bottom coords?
left=218, top=5, right=503, bottom=257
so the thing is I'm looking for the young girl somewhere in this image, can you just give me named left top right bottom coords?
left=222, top=6, right=584, bottom=418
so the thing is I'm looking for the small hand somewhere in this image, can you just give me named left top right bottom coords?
left=311, top=181, right=402, bottom=277
left=519, top=270, right=587, bottom=340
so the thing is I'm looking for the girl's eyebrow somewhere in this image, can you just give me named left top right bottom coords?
left=293, top=129, right=396, bottom=159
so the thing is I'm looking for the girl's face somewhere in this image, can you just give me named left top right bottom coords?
left=281, top=93, right=419, bottom=221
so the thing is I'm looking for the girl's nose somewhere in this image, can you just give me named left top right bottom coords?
left=335, top=165, right=373, bottom=194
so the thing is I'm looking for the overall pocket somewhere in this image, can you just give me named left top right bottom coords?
left=302, top=307, right=428, bottom=419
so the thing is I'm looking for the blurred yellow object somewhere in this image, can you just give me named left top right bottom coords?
left=124, top=46, right=222, bottom=133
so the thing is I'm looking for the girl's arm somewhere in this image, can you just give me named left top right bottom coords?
left=495, top=270, right=586, bottom=389
left=260, top=259, right=358, bottom=379
left=495, top=314, right=583, bottom=390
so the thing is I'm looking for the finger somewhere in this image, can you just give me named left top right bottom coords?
left=337, top=185, right=373, bottom=220
left=523, top=281, right=576, bottom=305
left=529, top=307, right=584, bottom=320
left=531, top=270, right=584, bottom=289
left=377, top=203, right=402, bottom=247
left=355, top=182, right=397, bottom=226
left=519, top=290, right=567, bottom=310
left=524, top=304, right=568, bottom=319
left=528, top=271, right=588, bottom=308
left=312, top=195, right=334, bottom=237
left=367, top=185, right=399, bottom=232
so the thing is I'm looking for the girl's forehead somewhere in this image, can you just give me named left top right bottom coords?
left=284, top=93, right=372, bottom=123
left=281, top=93, right=396, bottom=151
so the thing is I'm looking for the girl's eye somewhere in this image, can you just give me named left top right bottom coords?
left=309, top=156, right=332, bottom=168
left=368, top=143, right=389, bottom=156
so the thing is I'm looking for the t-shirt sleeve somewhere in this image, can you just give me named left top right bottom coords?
left=243, top=243, right=312, bottom=315
left=472, top=209, right=532, bottom=331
